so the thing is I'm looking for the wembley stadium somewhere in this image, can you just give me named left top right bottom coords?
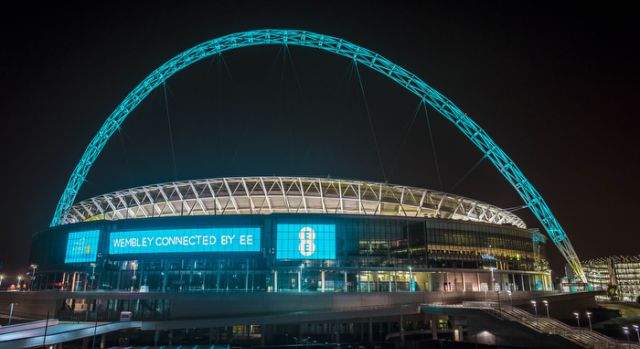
left=30, top=176, right=551, bottom=293
left=9, top=29, right=601, bottom=348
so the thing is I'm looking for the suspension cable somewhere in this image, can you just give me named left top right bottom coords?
left=353, top=61, right=387, bottom=182
left=162, top=82, right=178, bottom=180
left=283, top=44, right=304, bottom=97
left=450, top=154, right=488, bottom=192
left=503, top=204, right=529, bottom=212
left=423, top=102, right=443, bottom=190
left=388, top=100, right=424, bottom=179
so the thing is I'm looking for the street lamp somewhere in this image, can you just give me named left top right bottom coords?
left=531, top=300, right=538, bottom=316
left=542, top=300, right=550, bottom=318
left=0, top=274, right=4, bottom=288
left=30, top=264, right=38, bottom=290
left=17, top=275, right=23, bottom=291
left=573, top=312, right=581, bottom=329
left=507, top=290, right=513, bottom=307
left=632, top=325, right=639, bottom=345
left=623, top=326, right=630, bottom=348
left=585, top=311, right=592, bottom=331
left=8, top=303, right=16, bottom=325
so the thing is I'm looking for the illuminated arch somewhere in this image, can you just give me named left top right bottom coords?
left=51, top=29, right=585, bottom=280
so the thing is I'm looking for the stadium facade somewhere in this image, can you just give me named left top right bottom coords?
left=30, top=176, right=552, bottom=294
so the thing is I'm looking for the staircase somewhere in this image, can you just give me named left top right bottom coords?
left=476, top=302, right=639, bottom=349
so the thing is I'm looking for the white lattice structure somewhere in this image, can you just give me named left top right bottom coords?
left=61, top=176, right=526, bottom=228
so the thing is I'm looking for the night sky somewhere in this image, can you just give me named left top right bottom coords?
left=1, top=1, right=638, bottom=276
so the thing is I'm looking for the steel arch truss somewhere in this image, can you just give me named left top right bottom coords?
left=51, top=29, right=585, bottom=281
left=63, top=176, right=526, bottom=229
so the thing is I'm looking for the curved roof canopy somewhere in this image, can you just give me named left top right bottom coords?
left=62, top=176, right=526, bottom=229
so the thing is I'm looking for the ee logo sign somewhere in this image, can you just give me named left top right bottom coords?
left=276, top=223, right=336, bottom=260
left=298, top=227, right=316, bottom=257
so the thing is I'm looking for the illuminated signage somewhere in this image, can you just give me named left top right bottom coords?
left=276, top=224, right=336, bottom=260
left=108, top=227, right=260, bottom=255
left=65, top=230, right=100, bottom=263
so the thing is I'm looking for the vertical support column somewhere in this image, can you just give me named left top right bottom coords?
left=368, top=317, right=373, bottom=343
left=462, top=272, right=466, bottom=292
left=388, top=273, right=392, bottom=292
left=455, top=325, right=464, bottom=341
left=430, top=317, right=438, bottom=340
left=154, top=330, right=160, bottom=347
left=344, top=271, right=348, bottom=292
left=245, top=258, right=250, bottom=292
left=476, top=273, right=481, bottom=292
left=274, top=270, right=278, bottom=292
left=298, top=270, right=302, bottom=293
left=100, top=334, right=106, bottom=349
left=168, top=330, right=173, bottom=346
left=520, top=274, right=525, bottom=291
left=321, top=270, right=326, bottom=293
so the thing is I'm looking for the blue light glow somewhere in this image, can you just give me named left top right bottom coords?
left=65, top=230, right=100, bottom=263
left=108, top=227, right=260, bottom=255
left=276, top=224, right=336, bottom=260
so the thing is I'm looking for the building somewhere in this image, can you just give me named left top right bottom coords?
left=583, top=255, right=640, bottom=301
left=30, top=176, right=552, bottom=294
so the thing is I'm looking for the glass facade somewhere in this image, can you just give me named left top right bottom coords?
left=584, top=255, right=640, bottom=301
left=31, top=214, right=551, bottom=293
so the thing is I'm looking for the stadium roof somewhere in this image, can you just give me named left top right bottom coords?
left=61, top=176, right=526, bottom=228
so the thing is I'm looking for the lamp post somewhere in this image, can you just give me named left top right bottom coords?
left=17, top=275, right=23, bottom=291
left=632, top=325, right=639, bottom=345
left=507, top=290, right=513, bottom=307
left=542, top=300, right=549, bottom=318
left=573, top=312, right=581, bottom=329
left=531, top=300, right=538, bottom=316
left=8, top=303, right=16, bottom=325
left=585, top=311, right=592, bottom=331
left=0, top=274, right=4, bottom=288
left=623, top=326, right=630, bottom=348
left=30, top=264, right=38, bottom=291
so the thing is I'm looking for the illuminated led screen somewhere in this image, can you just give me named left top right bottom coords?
left=276, top=224, right=336, bottom=260
left=108, top=227, right=261, bottom=255
left=65, top=230, right=100, bottom=263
